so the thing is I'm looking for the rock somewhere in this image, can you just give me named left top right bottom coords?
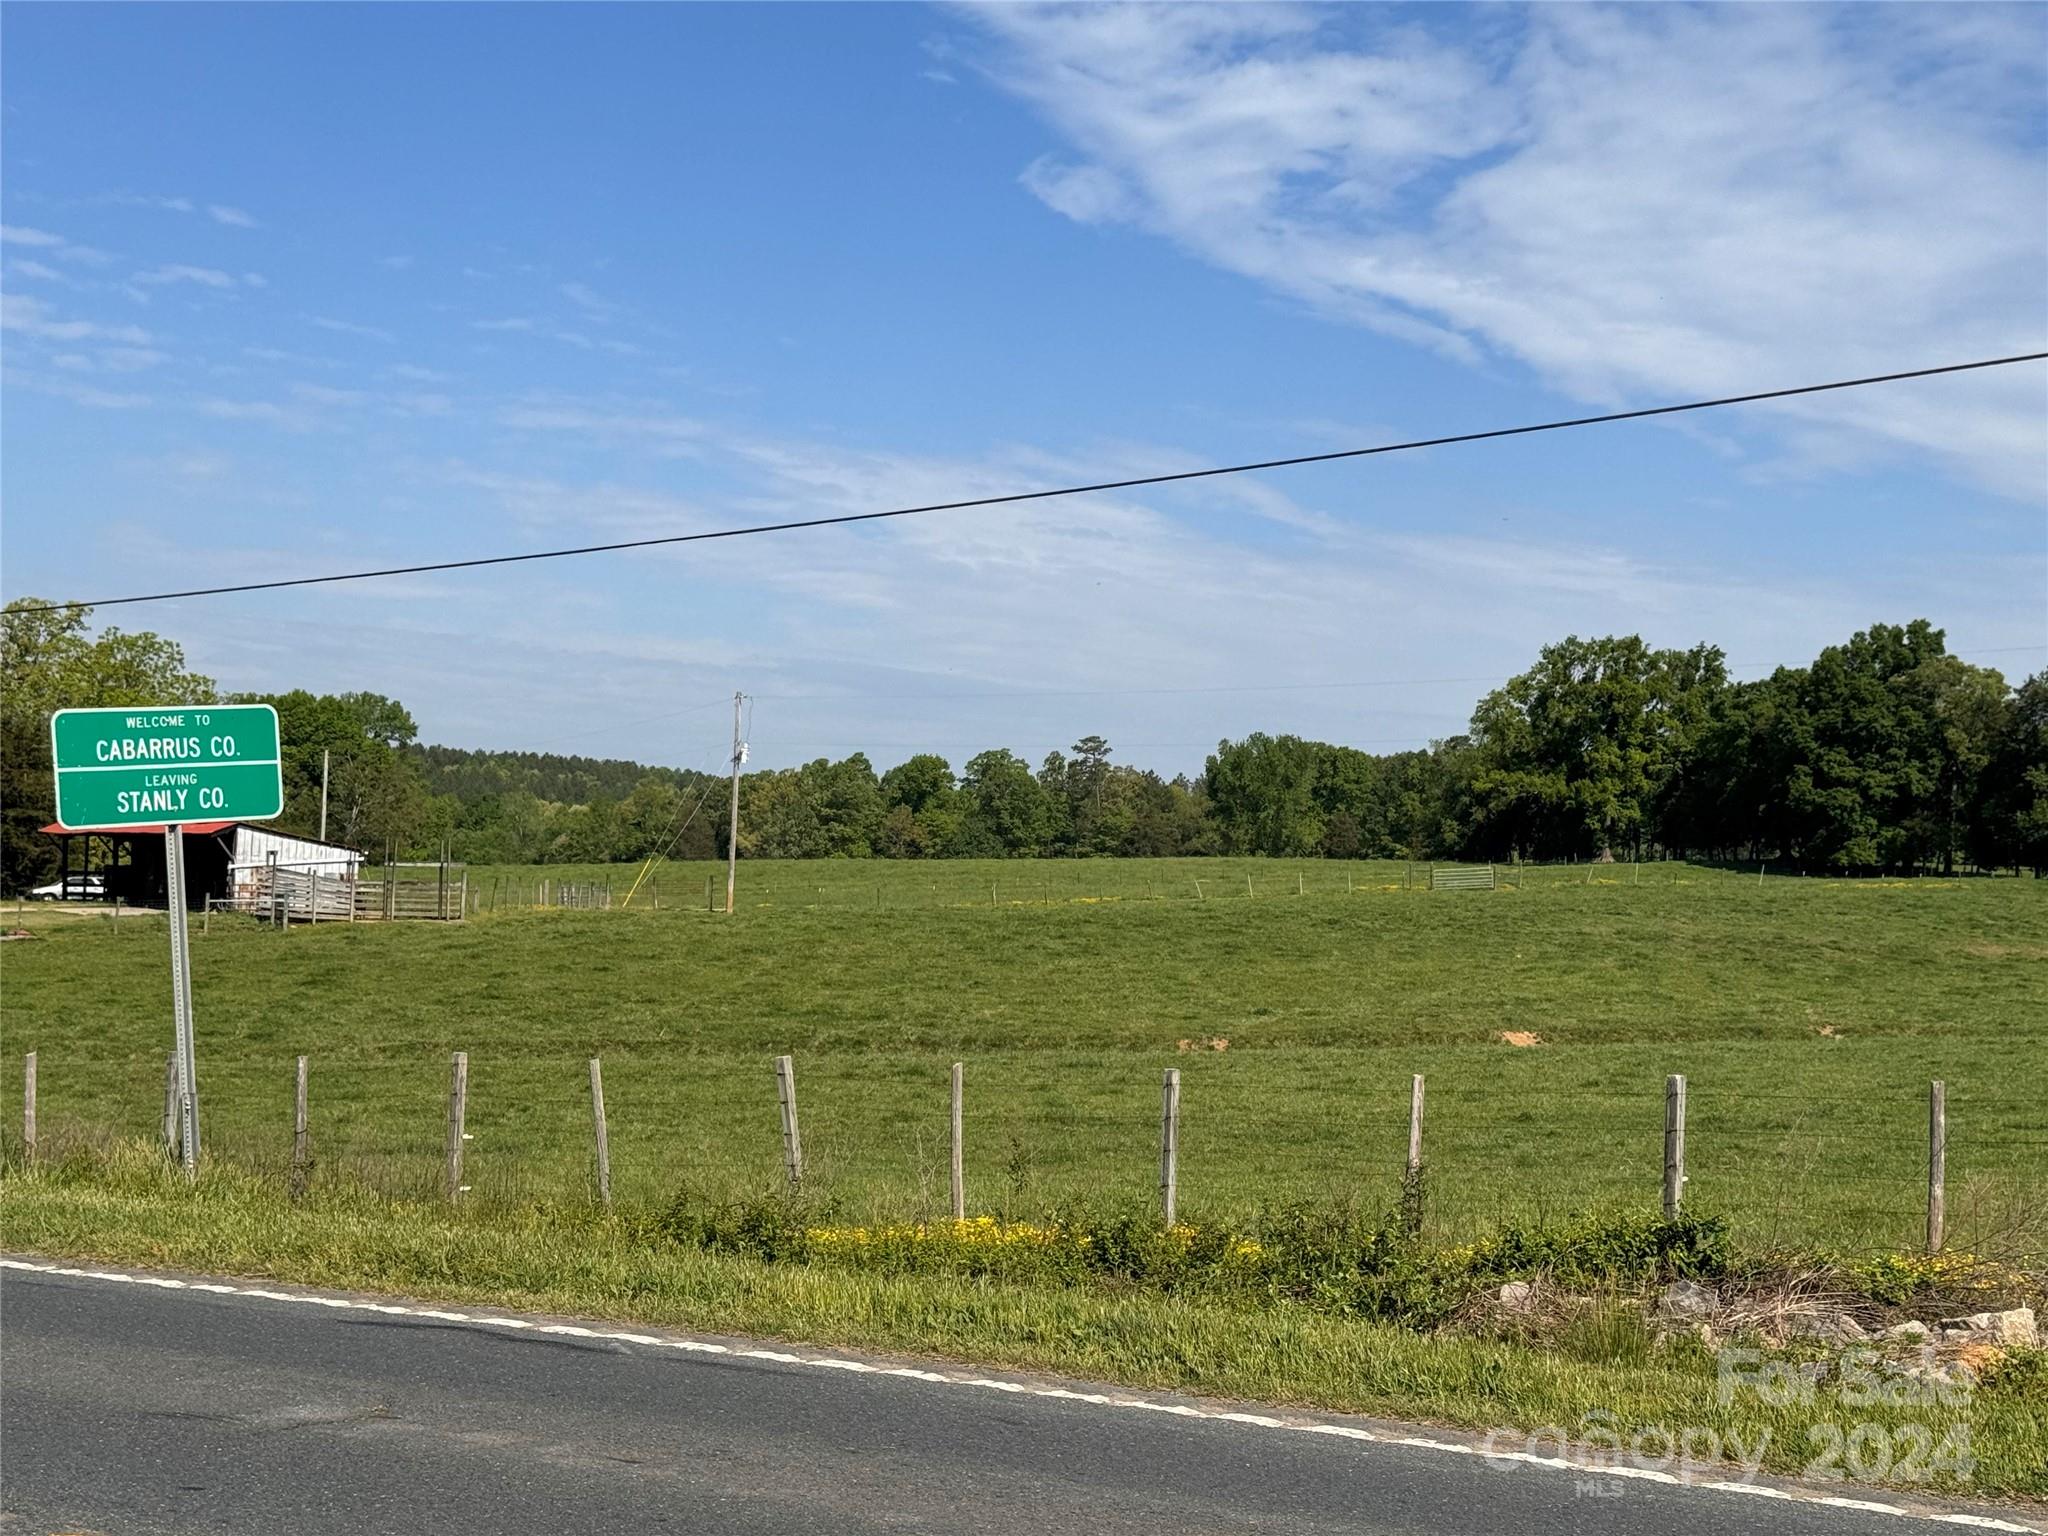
left=1497, top=1281, right=1536, bottom=1313
left=1938, top=1307, right=2038, bottom=1348
left=1974, top=1308, right=2037, bottom=1347
left=1657, top=1279, right=1720, bottom=1320
left=1785, top=1310, right=1867, bottom=1343
left=1884, top=1320, right=1929, bottom=1341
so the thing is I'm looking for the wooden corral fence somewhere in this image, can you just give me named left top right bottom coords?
left=356, top=872, right=467, bottom=922
left=210, top=868, right=468, bottom=925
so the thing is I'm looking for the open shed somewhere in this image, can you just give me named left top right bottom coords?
left=38, top=820, right=364, bottom=910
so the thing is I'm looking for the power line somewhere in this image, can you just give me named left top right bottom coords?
left=14, top=351, right=2043, bottom=614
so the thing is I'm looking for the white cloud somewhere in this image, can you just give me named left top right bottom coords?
left=0, top=225, right=115, bottom=266
left=245, top=345, right=339, bottom=368
left=1017, top=158, right=1134, bottom=225
left=474, top=313, right=642, bottom=355
left=560, top=281, right=618, bottom=318
left=7, top=371, right=152, bottom=409
left=0, top=293, right=152, bottom=344
left=43, top=388, right=2036, bottom=766
left=97, top=192, right=255, bottom=228
left=971, top=5, right=2048, bottom=499
left=132, top=263, right=239, bottom=290
left=289, top=382, right=367, bottom=407
left=197, top=398, right=292, bottom=422
left=99, top=346, right=168, bottom=372
left=8, top=259, right=73, bottom=285
left=441, top=465, right=714, bottom=538
left=43, top=345, right=168, bottom=374
left=102, top=193, right=195, bottom=215
left=498, top=400, right=705, bottom=453
left=310, top=315, right=396, bottom=343
left=151, top=451, right=233, bottom=480
left=380, top=255, right=415, bottom=270
left=429, top=421, right=1967, bottom=766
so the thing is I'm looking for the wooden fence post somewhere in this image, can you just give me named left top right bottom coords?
left=1159, top=1068, right=1181, bottom=1226
left=774, top=1054, right=803, bottom=1189
left=290, top=1055, right=310, bottom=1198
left=1927, top=1080, right=1946, bottom=1254
left=22, top=1051, right=36, bottom=1164
left=446, top=1051, right=469, bottom=1202
left=162, top=1052, right=178, bottom=1155
left=590, top=1057, right=612, bottom=1208
left=1663, top=1074, right=1687, bottom=1218
left=949, top=1062, right=965, bottom=1220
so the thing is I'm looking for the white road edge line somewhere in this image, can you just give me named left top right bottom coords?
left=3, top=1258, right=2037, bottom=1534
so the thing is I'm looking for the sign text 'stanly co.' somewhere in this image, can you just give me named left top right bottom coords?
left=50, top=704, right=284, bottom=828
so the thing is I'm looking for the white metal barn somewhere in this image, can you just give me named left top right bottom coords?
left=38, top=818, right=365, bottom=912
left=223, top=823, right=364, bottom=905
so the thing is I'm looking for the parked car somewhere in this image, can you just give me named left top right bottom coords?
left=28, top=874, right=105, bottom=901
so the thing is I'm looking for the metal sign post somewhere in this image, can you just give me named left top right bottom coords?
left=164, top=824, right=201, bottom=1175
left=48, top=705, right=285, bottom=1181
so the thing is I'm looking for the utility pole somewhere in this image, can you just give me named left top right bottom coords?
left=724, top=691, right=744, bottom=915
left=318, top=749, right=330, bottom=843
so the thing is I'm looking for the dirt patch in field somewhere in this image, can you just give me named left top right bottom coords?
left=1964, top=942, right=2048, bottom=962
left=1497, top=1031, right=1545, bottom=1047
left=1176, top=1037, right=1230, bottom=1052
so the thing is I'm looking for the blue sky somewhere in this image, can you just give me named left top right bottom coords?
left=4, top=3, right=2044, bottom=778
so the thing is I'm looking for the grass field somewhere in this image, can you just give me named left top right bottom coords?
left=3, top=859, right=2042, bottom=1253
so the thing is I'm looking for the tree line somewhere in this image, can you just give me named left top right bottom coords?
left=5, top=599, right=2043, bottom=891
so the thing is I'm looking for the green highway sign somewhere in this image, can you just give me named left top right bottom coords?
left=50, top=704, right=283, bottom=829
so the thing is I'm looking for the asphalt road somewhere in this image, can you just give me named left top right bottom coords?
left=1, top=1263, right=2032, bottom=1536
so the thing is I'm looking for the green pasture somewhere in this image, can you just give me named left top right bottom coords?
left=3, top=860, right=2041, bottom=1252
